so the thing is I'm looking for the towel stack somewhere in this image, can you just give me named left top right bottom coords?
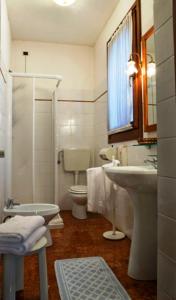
left=0, top=215, right=46, bottom=255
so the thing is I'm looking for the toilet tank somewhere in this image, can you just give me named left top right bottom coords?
left=63, top=148, right=91, bottom=171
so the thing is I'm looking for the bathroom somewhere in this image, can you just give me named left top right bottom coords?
left=0, top=0, right=175, bottom=299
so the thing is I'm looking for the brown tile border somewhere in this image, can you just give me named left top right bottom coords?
left=35, top=90, right=108, bottom=103
left=93, top=90, right=108, bottom=102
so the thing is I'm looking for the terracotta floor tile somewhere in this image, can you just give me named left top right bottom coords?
left=0, top=211, right=157, bottom=300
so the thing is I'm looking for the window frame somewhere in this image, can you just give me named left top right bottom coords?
left=107, top=0, right=142, bottom=144
left=142, top=26, right=157, bottom=133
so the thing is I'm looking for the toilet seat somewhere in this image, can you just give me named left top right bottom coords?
left=69, top=185, right=87, bottom=194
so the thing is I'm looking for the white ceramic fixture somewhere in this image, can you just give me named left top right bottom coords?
left=102, top=163, right=125, bottom=241
left=4, top=203, right=59, bottom=222
left=4, top=203, right=60, bottom=246
left=104, top=165, right=157, bottom=280
left=53, top=0, right=76, bottom=6
left=63, top=148, right=91, bottom=219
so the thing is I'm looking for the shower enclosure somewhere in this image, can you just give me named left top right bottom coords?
left=11, top=73, right=62, bottom=204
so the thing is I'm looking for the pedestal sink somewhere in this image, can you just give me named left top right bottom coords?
left=103, top=165, right=157, bottom=280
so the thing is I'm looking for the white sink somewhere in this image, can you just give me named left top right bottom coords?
left=103, top=165, right=157, bottom=280
left=4, top=203, right=60, bottom=223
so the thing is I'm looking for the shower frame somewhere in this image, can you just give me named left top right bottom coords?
left=10, top=72, right=62, bottom=204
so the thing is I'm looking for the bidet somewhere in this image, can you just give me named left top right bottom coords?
left=4, top=203, right=62, bottom=246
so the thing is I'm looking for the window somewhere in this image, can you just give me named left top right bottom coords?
left=107, top=1, right=142, bottom=143
left=108, top=12, right=133, bottom=133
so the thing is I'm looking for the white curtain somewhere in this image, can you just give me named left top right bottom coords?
left=108, top=12, right=133, bottom=133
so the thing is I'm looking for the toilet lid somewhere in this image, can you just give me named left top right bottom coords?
left=70, top=185, right=87, bottom=194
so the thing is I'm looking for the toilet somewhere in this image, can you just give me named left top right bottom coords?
left=63, top=148, right=91, bottom=219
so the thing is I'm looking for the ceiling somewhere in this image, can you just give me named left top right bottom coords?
left=7, top=0, right=119, bottom=46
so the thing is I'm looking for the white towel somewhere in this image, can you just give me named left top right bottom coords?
left=0, top=215, right=45, bottom=243
left=87, top=167, right=112, bottom=214
left=0, top=226, right=46, bottom=255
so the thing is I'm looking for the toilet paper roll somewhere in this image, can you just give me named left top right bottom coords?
left=99, top=147, right=117, bottom=161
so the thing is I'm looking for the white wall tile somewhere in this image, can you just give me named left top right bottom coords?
left=158, top=214, right=176, bottom=261
left=82, top=103, right=94, bottom=114
left=57, top=134, right=73, bottom=148
left=83, top=114, right=94, bottom=126
left=154, top=0, right=172, bottom=30
left=156, top=56, right=175, bottom=103
left=158, top=97, right=176, bottom=138
left=59, top=125, right=72, bottom=137
left=158, top=177, right=176, bottom=219
left=158, top=138, right=176, bottom=178
left=84, top=126, right=94, bottom=137
left=127, top=145, right=157, bottom=166
left=56, top=113, right=72, bottom=126
left=158, top=252, right=176, bottom=299
left=155, top=18, right=174, bottom=65
left=155, top=2, right=176, bottom=297
left=56, top=101, right=94, bottom=209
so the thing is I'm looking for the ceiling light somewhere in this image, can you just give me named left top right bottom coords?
left=53, top=0, right=76, bottom=6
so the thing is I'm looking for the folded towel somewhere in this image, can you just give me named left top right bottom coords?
left=87, top=167, right=112, bottom=214
left=0, top=215, right=45, bottom=243
left=0, top=226, right=46, bottom=255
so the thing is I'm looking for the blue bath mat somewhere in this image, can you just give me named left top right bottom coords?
left=55, top=256, right=131, bottom=300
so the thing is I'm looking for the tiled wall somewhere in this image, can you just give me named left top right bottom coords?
left=93, top=89, right=157, bottom=239
left=94, top=91, right=157, bottom=167
left=94, top=93, right=108, bottom=166
left=11, top=38, right=95, bottom=209
left=154, top=0, right=176, bottom=299
left=56, top=101, right=94, bottom=209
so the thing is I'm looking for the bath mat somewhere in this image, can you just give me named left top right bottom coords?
left=55, top=256, right=131, bottom=300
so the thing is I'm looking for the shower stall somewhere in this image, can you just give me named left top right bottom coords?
left=10, top=73, right=62, bottom=205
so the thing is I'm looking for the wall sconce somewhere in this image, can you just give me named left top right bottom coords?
left=146, top=54, right=156, bottom=78
left=127, top=59, right=138, bottom=77
left=127, top=53, right=141, bottom=86
left=127, top=52, right=156, bottom=86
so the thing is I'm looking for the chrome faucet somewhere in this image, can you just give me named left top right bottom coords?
left=144, top=156, right=157, bottom=169
left=5, top=198, right=20, bottom=209
left=5, top=198, right=14, bottom=209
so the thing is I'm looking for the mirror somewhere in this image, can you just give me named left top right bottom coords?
left=142, top=27, right=157, bottom=133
